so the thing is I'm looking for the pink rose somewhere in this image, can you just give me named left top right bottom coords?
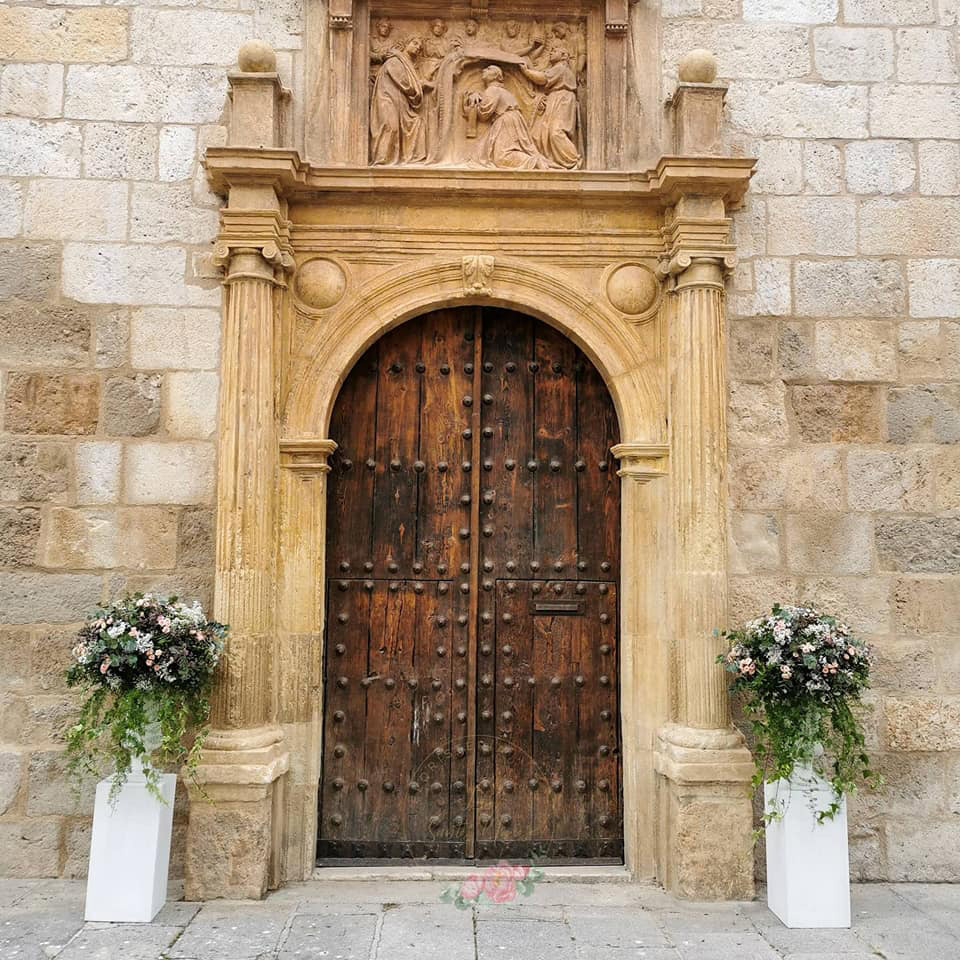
left=509, top=862, right=530, bottom=881
left=459, top=874, right=483, bottom=901
left=481, top=864, right=518, bottom=904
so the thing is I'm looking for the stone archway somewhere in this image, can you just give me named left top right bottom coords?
left=184, top=56, right=757, bottom=903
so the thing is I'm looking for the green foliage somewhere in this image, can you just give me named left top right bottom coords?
left=717, top=604, right=882, bottom=827
left=64, top=593, right=225, bottom=805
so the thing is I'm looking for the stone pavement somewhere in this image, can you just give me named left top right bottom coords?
left=2, top=875, right=959, bottom=960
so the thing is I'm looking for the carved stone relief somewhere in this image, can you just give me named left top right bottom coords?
left=368, top=14, right=586, bottom=169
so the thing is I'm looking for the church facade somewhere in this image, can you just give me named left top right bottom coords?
left=1, top=0, right=958, bottom=899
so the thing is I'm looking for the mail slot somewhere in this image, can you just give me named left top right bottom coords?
left=531, top=600, right=585, bottom=616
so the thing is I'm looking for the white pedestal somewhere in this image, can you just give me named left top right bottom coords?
left=764, top=769, right=850, bottom=928
left=84, top=768, right=176, bottom=923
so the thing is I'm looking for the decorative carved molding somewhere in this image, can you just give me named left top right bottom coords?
left=658, top=201, right=738, bottom=291
left=611, top=442, right=669, bottom=483
left=605, top=0, right=629, bottom=35
left=329, top=0, right=352, bottom=29
left=279, top=438, right=338, bottom=473
left=604, top=261, right=662, bottom=321
left=462, top=254, right=495, bottom=296
left=330, top=14, right=352, bottom=29
left=213, top=210, right=295, bottom=286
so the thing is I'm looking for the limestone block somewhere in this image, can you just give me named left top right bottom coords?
left=0, top=751, right=22, bottom=816
left=729, top=446, right=843, bottom=510
left=726, top=81, right=868, bottom=138
left=65, top=65, right=228, bottom=124
left=0, top=820, right=62, bottom=878
left=728, top=319, right=775, bottom=380
left=778, top=322, right=816, bottom=380
left=794, top=260, right=905, bottom=317
left=797, top=576, right=891, bottom=635
left=870, top=85, right=960, bottom=139
left=785, top=513, right=873, bottom=575
left=29, top=629, right=76, bottom=694
left=130, top=183, right=219, bottom=245
left=0, top=180, right=22, bottom=238
left=101, top=374, right=162, bottom=437
left=729, top=512, right=781, bottom=574
left=887, top=384, right=960, bottom=443
left=131, top=9, right=254, bottom=66
left=727, top=258, right=791, bottom=317
left=876, top=517, right=960, bottom=572
left=814, top=319, right=897, bottom=381
left=886, top=697, right=960, bottom=750
left=0, top=8, right=127, bottom=63
left=860, top=198, right=960, bottom=256
left=729, top=575, right=800, bottom=625
left=908, top=260, right=960, bottom=318
left=63, top=244, right=213, bottom=308
left=742, top=0, right=837, bottom=21
left=729, top=198, right=766, bottom=259
left=177, top=506, right=215, bottom=567
left=945, top=322, right=960, bottom=377
left=159, top=126, right=198, bottom=182
left=728, top=381, right=788, bottom=443
left=0, top=119, right=81, bottom=177
left=934, top=446, right=960, bottom=508
left=0, top=241, right=60, bottom=301
left=130, top=308, right=220, bottom=370
left=0, top=300, right=90, bottom=368
left=23, top=179, right=128, bottom=242
left=896, top=28, right=958, bottom=82
left=0, top=441, right=70, bottom=503
left=886, top=818, right=960, bottom=881
left=0, top=64, right=64, bottom=119
left=118, top=508, right=179, bottom=570
left=94, top=310, right=129, bottom=369
left=848, top=752, right=947, bottom=818
left=859, top=635, right=934, bottom=691
left=767, top=197, right=857, bottom=256
left=0, top=506, right=41, bottom=565
left=40, top=508, right=118, bottom=569
left=918, top=141, right=960, bottom=195
left=26, top=750, right=94, bottom=817
left=898, top=321, right=942, bottom=379
left=82, top=122, right=157, bottom=180
left=662, top=0, right=705, bottom=15
left=788, top=384, right=882, bottom=442
left=76, top=442, right=122, bottom=505
left=814, top=27, right=894, bottom=81
left=800, top=143, right=841, bottom=196
left=847, top=449, right=933, bottom=512
left=63, top=819, right=92, bottom=879
left=165, top=372, right=218, bottom=439
left=749, top=140, right=802, bottom=194
left=4, top=373, right=100, bottom=436
left=0, top=573, right=101, bottom=624
left=664, top=23, right=810, bottom=80
left=844, top=0, right=936, bottom=22
left=845, top=141, right=915, bottom=195
left=893, top=576, right=960, bottom=635
left=125, top=442, right=215, bottom=505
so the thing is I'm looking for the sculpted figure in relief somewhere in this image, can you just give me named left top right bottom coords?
left=369, top=17, right=395, bottom=89
left=370, top=36, right=431, bottom=165
left=465, top=65, right=550, bottom=170
left=521, top=44, right=583, bottom=169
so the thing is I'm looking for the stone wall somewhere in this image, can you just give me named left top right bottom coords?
left=0, top=0, right=958, bottom=883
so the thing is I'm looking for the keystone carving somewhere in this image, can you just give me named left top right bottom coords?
left=462, top=255, right=495, bottom=295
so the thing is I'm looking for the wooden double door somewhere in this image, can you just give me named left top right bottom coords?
left=318, top=307, right=622, bottom=863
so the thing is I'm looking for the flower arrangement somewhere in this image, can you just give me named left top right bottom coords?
left=718, top=603, right=880, bottom=824
left=65, top=594, right=226, bottom=803
left=440, top=861, right=544, bottom=910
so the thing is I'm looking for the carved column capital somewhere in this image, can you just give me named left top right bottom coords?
left=611, top=442, right=669, bottom=483
left=214, top=217, right=295, bottom=287
left=659, top=200, right=737, bottom=292
left=279, top=438, right=338, bottom=474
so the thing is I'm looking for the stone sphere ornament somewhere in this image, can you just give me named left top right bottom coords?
left=295, top=258, right=347, bottom=310
left=606, top=263, right=660, bottom=319
left=678, top=48, right=718, bottom=84
left=237, top=39, right=277, bottom=74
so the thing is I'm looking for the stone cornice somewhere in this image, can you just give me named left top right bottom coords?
left=279, top=438, right=338, bottom=473
left=204, top=149, right=756, bottom=209
left=611, top=442, right=669, bottom=483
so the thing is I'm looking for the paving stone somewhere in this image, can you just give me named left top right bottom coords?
left=168, top=905, right=294, bottom=960
left=476, top=918, right=575, bottom=959
left=672, top=932, right=780, bottom=960
left=565, top=907, right=671, bottom=947
left=0, top=905, right=84, bottom=960
left=892, top=883, right=960, bottom=936
left=278, top=911, right=379, bottom=959
left=57, top=923, right=182, bottom=959
left=0, top=879, right=42, bottom=910
left=378, top=905, right=475, bottom=959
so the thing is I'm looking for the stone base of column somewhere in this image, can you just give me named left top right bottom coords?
left=654, top=723, right=756, bottom=901
left=184, top=726, right=290, bottom=901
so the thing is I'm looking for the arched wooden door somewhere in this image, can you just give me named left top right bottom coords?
left=318, top=307, right=622, bottom=863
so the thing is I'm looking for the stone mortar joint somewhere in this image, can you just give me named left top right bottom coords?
left=237, top=39, right=277, bottom=74
left=678, top=48, right=718, bottom=84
